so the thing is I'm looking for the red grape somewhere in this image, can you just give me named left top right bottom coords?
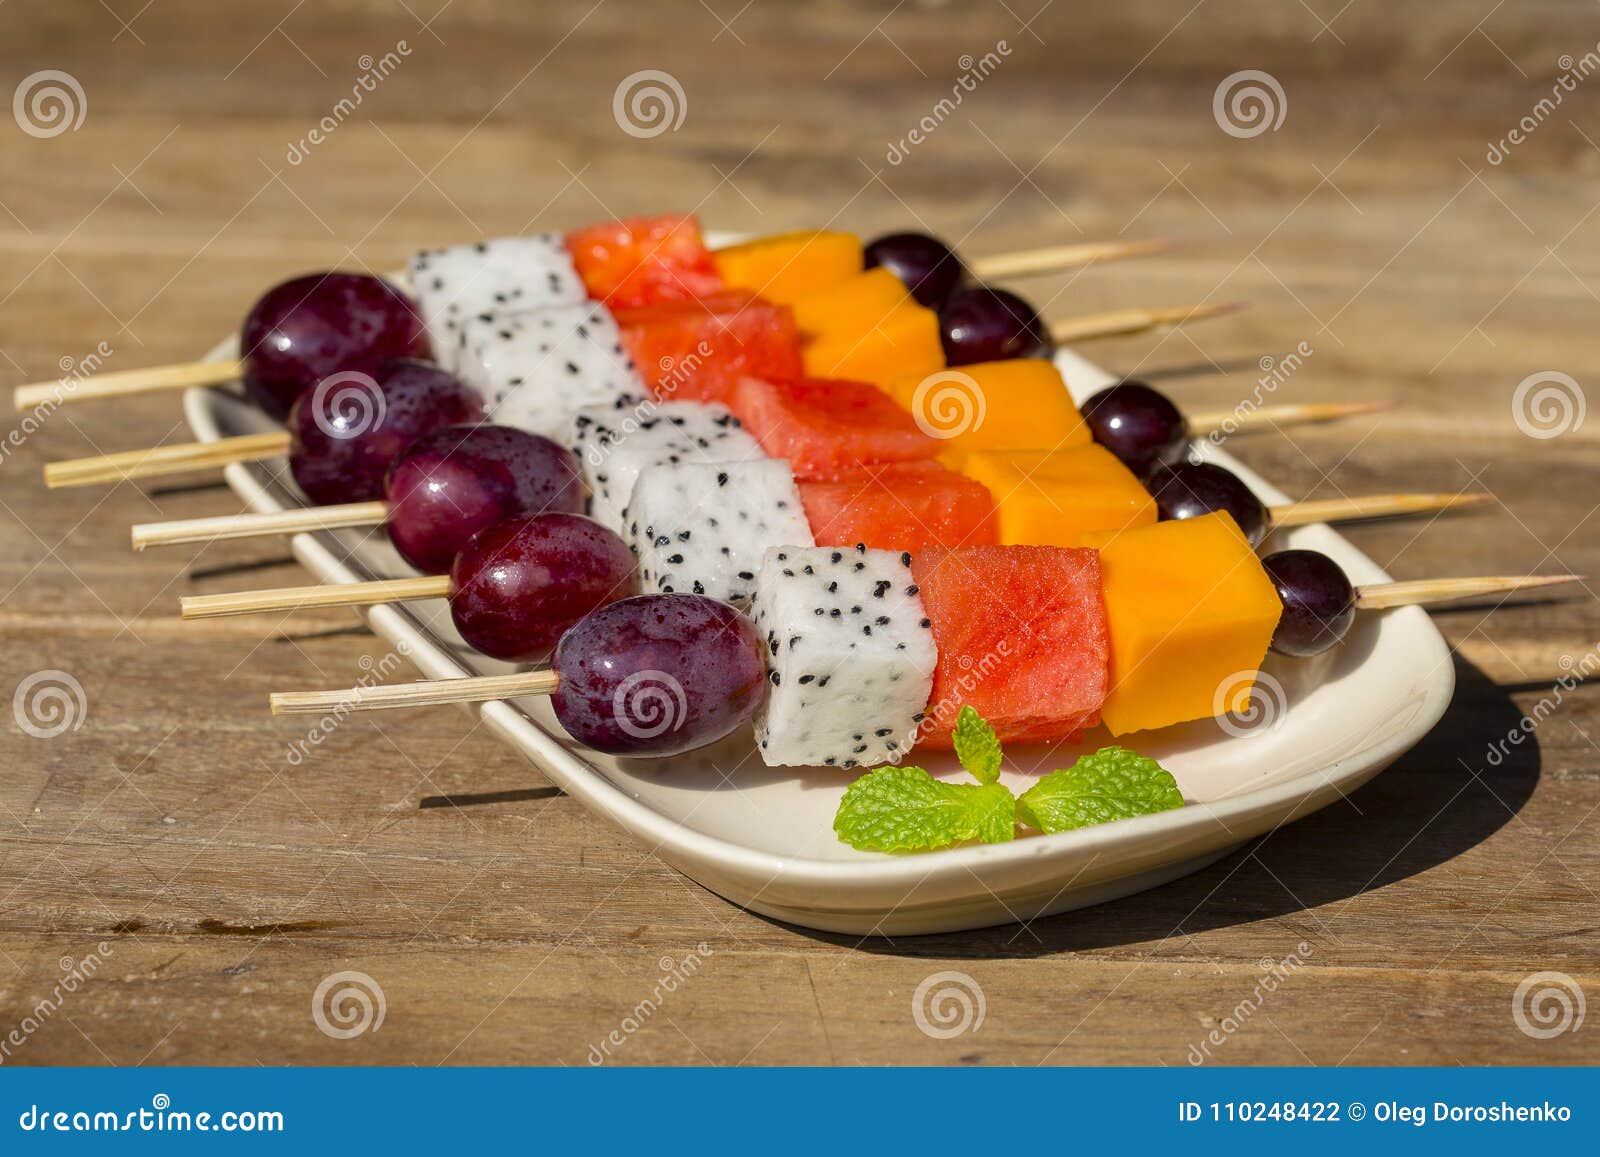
left=1146, top=461, right=1269, bottom=545
left=863, top=232, right=965, bottom=308
left=1081, top=380, right=1188, bottom=477
left=938, top=285, right=1051, bottom=365
left=1261, top=550, right=1356, bottom=657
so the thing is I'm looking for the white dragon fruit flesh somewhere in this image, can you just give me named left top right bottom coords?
left=751, top=545, right=936, bottom=770
left=627, top=460, right=812, bottom=605
left=409, top=236, right=585, bottom=370
left=568, top=400, right=765, bottom=533
left=455, top=303, right=645, bottom=438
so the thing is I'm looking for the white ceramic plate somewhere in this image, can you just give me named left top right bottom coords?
left=182, top=287, right=1454, bottom=936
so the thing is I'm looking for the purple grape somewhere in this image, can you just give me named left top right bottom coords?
left=1081, top=380, right=1189, bottom=476
left=863, top=232, right=965, bottom=308
left=239, top=273, right=430, bottom=419
left=287, top=359, right=484, bottom=505
left=448, top=513, right=638, bottom=663
left=384, top=425, right=585, bottom=574
left=938, top=285, right=1051, bottom=365
left=550, top=594, right=767, bottom=757
left=1146, top=461, right=1269, bottom=546
left=1261, top=550, right=1356, bottom=657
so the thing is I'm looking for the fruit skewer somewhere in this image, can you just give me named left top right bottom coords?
left=14, top=216, right=1171, bottom=413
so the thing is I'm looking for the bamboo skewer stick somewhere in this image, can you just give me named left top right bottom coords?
left=131, top=501, right=389, bottom=550
left=1187, top=399, right=1391, bottom=435
left=13, top=359, right=244, bottom=412
left=1270, top=492, right=1491, bottom=528
left=1049, top=301, right=1246, bottom=344
left=44, top=432, right=290, bottom=489
left=1354, top=573, right=1585, bottom=611
left=968, top=238, right=1174, bottom=279
left=271, top=669, right=559, bottom=716
left=180, top=575, right=448, bottom=619
left=267, top=573, right=1587, bottom=718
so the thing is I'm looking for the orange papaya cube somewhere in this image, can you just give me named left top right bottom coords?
left=713, top=231, right=863, bottom=304
left=883, top=359, right=1092, bottom=466
left=961, top=445, right=1157, bottom=546
left=799, top=461, right=999, bottom=552
left=790, top=268, right=910, bottom=340
left=1096, top=512, right=1283, bottom=736
left=802, top=300, right=945, bottom=386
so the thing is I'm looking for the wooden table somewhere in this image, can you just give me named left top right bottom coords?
left=1, top=0, right=1596, bottom=1066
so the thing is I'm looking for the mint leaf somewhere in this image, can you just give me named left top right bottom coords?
left=834, top=766, right=1016, bottom=852
left=952, top=704, right=1003, bottom=785
left=1017, top=746, right=1184, bottom=834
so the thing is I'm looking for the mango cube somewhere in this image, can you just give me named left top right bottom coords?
left=961, top=445, right=1157, bottom=547
left=713, top=231, right=863, bottom=303
left=885, top=359, right=1092, bottom=467
left=791, top=268, right=910, bottom=339
left=802, top=299, right=945, bottom=386
left=1095, top=512, right=1284, bottom=736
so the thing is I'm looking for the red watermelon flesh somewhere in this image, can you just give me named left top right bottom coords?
left=800, top=462, right=999, bottom=552
left=909, top=545, right=1109, bottom=749
left=729, top=376, right=941, bottom=480
left=613, top=291, right=804, bottom=403
left=565, top=214, right=723, bottom=309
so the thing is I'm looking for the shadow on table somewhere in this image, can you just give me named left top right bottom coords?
left=799, top=651, right=1545, bottom=957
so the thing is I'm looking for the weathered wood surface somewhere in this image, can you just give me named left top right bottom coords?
left=0, top=0, right=1596, bottom=1065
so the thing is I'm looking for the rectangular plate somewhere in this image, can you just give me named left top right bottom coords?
left=183, top=305, right=1454, bottom=937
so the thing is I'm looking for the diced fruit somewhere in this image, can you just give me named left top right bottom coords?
left=863, top=232, right=965, bottom=308
left=729, top=376, right=942, bottom=480
left=961, top=445, right=1157, bottom=546
left=626, top=459, right=814, bottom=605
left=409, top=236, right=585, bottom=370
left=884, top=359, right=1092, bottom=469
left=910, top=545, right=1109, bottom=747
left=800, top=462, right=998, bottom=551
left=751, top=545, right=936, bottom=769
left=1095, top=512, right=1283, bottom=736
left=803, top=300, right=946, bottom=387
left=938, top=285, right=1052, bottom=365
left=612, top=290, right=804, bottom=403
left=565, top=214, right=723, bottom=309
left=713, top=231, right=863, bottom=304
left=790, top=268, right=910, bottom=340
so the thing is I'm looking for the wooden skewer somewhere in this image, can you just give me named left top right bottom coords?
left=968, top=238, right=1173, bottom=279
left=1354, top=573, right=1586, bottom=611
left=1187, top=399, right=1391, bottom=435
left=43, top=432, right=291, bottom=489
left=269, top=572, right=1589, bottom=718
left=132, top=501, right=389, bottom=550
left=14, top=358, right=244, bottom=412
left=1049, top=301, right=1246, bottom=344
left=271, top=669, right=559, bottom=716
left=180, top=575, right=448, bottom=620
left=1270, top=492, right=1491, bottom=528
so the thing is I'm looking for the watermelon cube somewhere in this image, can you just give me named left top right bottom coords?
left=729, top=376, right=942, bottom=480
left=800, top=462, right=998, bottom=552
left=565, top=213, right=723, bottom=309
left=612, top=290, right=804, bottom=403
left=909, top=545, right=1109, bottom=748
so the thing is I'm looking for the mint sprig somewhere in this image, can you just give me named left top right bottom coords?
left=833, top=709, right=1186, bottom=854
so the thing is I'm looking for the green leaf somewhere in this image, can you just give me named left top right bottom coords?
left=1016, top=746, right=1185, bottom=834
left=834, top=766, right=1016, bottom=852
left=951, top=704, right=1003, bottom=785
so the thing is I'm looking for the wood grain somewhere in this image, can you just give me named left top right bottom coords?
left=1, top=0, right=1598, bottom=1066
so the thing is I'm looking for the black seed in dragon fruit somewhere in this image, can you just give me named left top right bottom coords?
left=568, top=400, right=763, bottom=533
left=455, top=304, right=645, bottom=437
left=409, top=236, right=585, bottom=370
left=627, top=460, right=813, bottom=605
left=750, top=544, right=936, bottom=770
